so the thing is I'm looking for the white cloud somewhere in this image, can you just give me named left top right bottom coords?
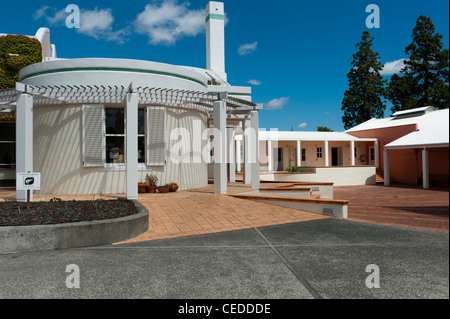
left=298, top=122, right=308, bottom=129
left=34, top=6, right=66, bottom=25
left=238, top=41, right=258, bottom=56
left=247, top=79, right=261, bottom=86
left=134, top=0, right=204, bottom=45
left=34, top=6, right=127, bottom=43
left=381, top=59, right=407, bottom=75
left=264, top=97, right=289, bottom=110
left=77, top=8, right=128, bottom=43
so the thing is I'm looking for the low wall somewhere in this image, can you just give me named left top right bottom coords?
left=229, top=194, right=348, bottom=219
left=0, top=200, right=149, bottom=253
left=260, top=166, right=376, bottom=186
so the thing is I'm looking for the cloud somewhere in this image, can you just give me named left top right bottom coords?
left=134, top=0, right=204, bottom=45
left=381, top=59, right=407, bottom=75
left=238, top=41, right=258, bottom=56
left=298, top=122, right=308, bottom=129
left=247, top=79, right=261, bottom=86
left=34, top=6, right=128, bottom=43
left=264, top=97, right=289, bottom=110
left=34, top=6, right=66, bottom=25
left=78, top=8, right=129, bottom=43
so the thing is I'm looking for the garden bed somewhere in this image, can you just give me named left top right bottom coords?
left=0, top=198, right=138, bottom=227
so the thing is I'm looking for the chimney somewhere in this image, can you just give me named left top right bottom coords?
left=206, top=1, right=226, bottom=81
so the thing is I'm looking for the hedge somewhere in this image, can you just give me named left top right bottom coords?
left=0, top=35, right=42, bottom=89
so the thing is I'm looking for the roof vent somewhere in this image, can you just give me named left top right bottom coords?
left=391, top=106, right=436, bottom=119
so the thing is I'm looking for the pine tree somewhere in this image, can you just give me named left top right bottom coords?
left=341, top=31, right=386, bottom=130
left=386, top=16, right=449, bottom=113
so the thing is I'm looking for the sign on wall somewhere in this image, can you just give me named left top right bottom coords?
left=16, top=172, right=41, bottom=190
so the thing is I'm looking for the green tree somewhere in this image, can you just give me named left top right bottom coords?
left=317, top=126, right=334, bottom=132
left=386, top=16, right=449, bottom=113
left=341, top=31, right=386, bottom=130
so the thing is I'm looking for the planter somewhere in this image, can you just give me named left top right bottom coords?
left=168, top=182, right=179, bottom=192
left=146, top=185, right=157, bottom=193
left=157, top=186, right=170, bottom=193
left=138, top=185, right=146, bottom=193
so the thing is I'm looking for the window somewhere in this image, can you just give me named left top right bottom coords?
left=83, top=105, right=165, bottom=168
left=105, top=108, right=125, bottom=164
left=301, top=148, right=306, bottom=162
left=370, top=148, right=375, bottom=161
left=0, top=120, right=15, bottom=168
left=317, top=147, right=323, bottom=158
left=354, top=147, right=358, bottom=158
left=138, top=109, right=145, bottom=164
left=105, top=107, right=146, bottom=165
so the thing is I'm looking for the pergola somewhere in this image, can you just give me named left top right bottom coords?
left=0, top=82, right=261, bottom=200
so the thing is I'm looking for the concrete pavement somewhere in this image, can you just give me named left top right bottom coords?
left=1, top=218, right=448, bottom=299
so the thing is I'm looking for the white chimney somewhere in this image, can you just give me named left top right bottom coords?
left=206, top=1, right=226, bottom=81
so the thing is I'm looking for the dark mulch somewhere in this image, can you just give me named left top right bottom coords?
left=0, top=198, right=138, bottom=226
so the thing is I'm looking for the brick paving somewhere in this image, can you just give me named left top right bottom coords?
left=1, top=183, right=447, bottom=243
left=121, top=183, right=328, bottom=243
left=334, top=185, right=449, bottom=233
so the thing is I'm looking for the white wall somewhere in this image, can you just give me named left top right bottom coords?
left=33, top=104, right=208, bottom=194
left=260, top=166, right=376, bottom=186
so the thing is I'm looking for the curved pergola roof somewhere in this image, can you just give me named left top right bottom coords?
left=0, top=82, right=258, bottom=118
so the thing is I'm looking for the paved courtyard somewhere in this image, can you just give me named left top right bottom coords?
left=334, top=185, right=449, bottom=233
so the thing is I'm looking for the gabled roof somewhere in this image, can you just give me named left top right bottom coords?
left=385, top=108, right=449, bottom=149
left=346, top=106, right=441, bottom=132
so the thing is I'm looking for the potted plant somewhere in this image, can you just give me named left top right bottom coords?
left=109, top=147, right=120, bottom=159
left=157, top=184, right=170, bottom=193
left=138, top=182, right=147, bottom=193
left=145, top=174, right=158, bottom=193
left=168, top=182, right=179, bottom=192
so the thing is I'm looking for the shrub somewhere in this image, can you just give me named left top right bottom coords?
left=0, top=35, right=42, bottom=89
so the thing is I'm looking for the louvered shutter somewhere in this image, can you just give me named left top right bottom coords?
left=82, top=104, right=105, bottom=167
left=147, top=106, right=166, bottom=166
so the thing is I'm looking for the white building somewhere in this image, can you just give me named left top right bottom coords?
left=0, top=1, right=261, bottom=200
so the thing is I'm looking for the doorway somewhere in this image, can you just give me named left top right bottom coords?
left=331, top=147, right=339, bottom=166
left=274, top=148, right=283, bottom=171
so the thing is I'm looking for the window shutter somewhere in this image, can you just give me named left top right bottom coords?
left=147, top=106, right=166, bottom=166
left=82, top=104, right=105, bottom=167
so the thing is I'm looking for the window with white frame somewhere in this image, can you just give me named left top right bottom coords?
left=82, top=104, right=165, bottom=168
left=301, top=148, right=306, bottom=162
left=105, top=108, right=125, bottom=164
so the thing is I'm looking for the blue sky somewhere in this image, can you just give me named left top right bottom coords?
left=1, top=0, right=449, bottom=132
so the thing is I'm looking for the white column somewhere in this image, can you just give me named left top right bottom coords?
left=16, top=94, right=34, bottom=202
left=227, top=127, right=235, bottom=182
left=214, top=100, right=227, bottom=194
left=374, top=139, right=380, bottom=169
left=243, top=120, right=251, bottom=184
left=350, top=140, right=355, bottom=166
left=126, top=93, right=138, bottom=200
left=236, top=139, right=241, bottom=173
left=296, top=140, right=301, bottom=167
left=250, top=110, right=260, bottom=188
left=206, top=2, right=225, bottom=78
left=384, top=149, right=390, bottom=186
left=324, top=140, right=329, bottom=167
left=422, top=148, right=429, bottom=189
left=267, top=140, right=272, bottom=172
